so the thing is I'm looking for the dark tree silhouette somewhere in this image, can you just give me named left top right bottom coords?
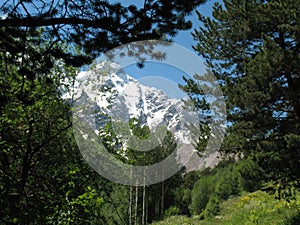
left=0, top=0, right=206, bottom=67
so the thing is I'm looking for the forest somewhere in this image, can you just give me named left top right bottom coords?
left=0, top=0, right=300, bottom=224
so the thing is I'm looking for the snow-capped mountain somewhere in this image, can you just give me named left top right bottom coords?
left=72, top=61, right=221, bottom=171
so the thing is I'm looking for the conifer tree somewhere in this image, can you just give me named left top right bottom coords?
left=184, top=0, right=300, bottom=198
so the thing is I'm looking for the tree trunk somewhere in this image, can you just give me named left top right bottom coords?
left=146, top=193, right=148, bottom=225
left=160, top=181, right=164, bottom=219
left=155, top=197, right=159, bottom=219
left=129, top=186, right=132, bottom=225
left=142, top=185, right=146, bottom=225
left=142, top=153, right=146, bottom=225
left=134, top=186, right=138, bottom=225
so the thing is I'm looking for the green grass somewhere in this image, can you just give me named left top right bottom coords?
left=151, top=191, right=300, bottom=225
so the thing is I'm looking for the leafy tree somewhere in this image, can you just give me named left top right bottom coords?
left=0, top=44, right=111, bottom=224
left=185, top=0, right=300, bottom=198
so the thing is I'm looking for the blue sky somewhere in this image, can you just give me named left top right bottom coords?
left=123, top=0, right=220, bottom=98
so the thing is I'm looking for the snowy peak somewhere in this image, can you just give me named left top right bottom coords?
left=73, top=61, right=220, bottom=171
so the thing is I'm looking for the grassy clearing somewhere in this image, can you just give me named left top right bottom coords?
left=151, top=191, right=300, bottom=225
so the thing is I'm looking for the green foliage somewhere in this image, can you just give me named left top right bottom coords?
left=189, top=158, right=265, bottom=217
left=5, top=0, right=300, bottom=223
left=220, top=191, right=300, bottom=225
left=0, top=0, right=214, bottom=224
left=129, top=118, right=151, bottom=140
left=47, top=186, right=104, bottom=225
